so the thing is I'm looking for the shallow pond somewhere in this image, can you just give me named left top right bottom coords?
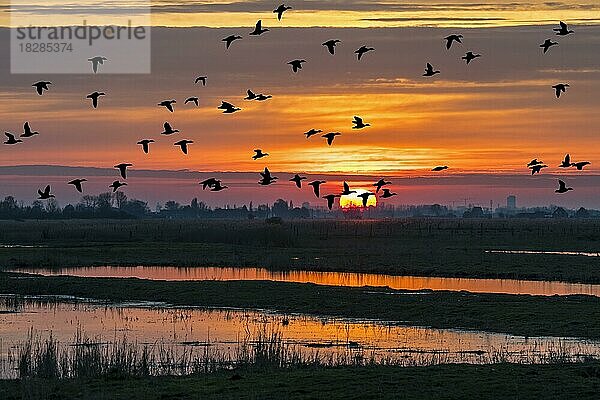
left=12, top=265, right=600, bottom=297
left=1, top=296, right=599, bottom=378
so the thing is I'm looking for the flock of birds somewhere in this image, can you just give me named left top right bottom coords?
left=3, top=6, right=588, bottom=209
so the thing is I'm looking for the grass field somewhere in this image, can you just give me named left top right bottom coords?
left=1, top=218, right=600, bottom=283
left=3, top=272, right=600, bottom=339
left=2, top=362, right=600, bottom=400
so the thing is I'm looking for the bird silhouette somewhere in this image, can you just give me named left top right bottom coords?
left=322, top=132, right=340, bottom=146
left=540, top=39, right=558, bottom=53
left=86, top=91, right=105, bottom=109
left=572, top=161, right=591, bottom=170
left=288, top=60, right=306, bottom=73
left=322, top=194, right=340, bottom=210
left=109, top=181, right=127, bottom=192
left=200, top=178, right=220, bottom=190
left=555, top=179, right=573, bottom=193
left=358, top=192, right=374, bottom=207
left=373, top=178, right=391, bottom=193
left=211, top=181, right=228, bottom=191
left=259, top=167, right=278, bottom=185
left=250, top=20, right=269, bottom=35
left=304, top=129, right=323, bottom=138
left=444, top=34, right=463, bottom=49
left=114, top=163, right=133, bottom=179
left=32, top=81, right=51, bottom=95
left=37, top=185, right=54, bottom=199
left=223, top=35, right=242, bottom=49
left=340, top=181, right=356, bottom=196
left=245, top=90, right=257, bottom=100
left=161, top=122, right=179, bottom=135
left=88, top=56, right=107, bottom=73
left=252, top=149, right=269, bottom=160
left=355, top=46, right=374, bottom=60
left=559, top=154, right=572, bottom=168
left=218, top=101, right=241, bottom=113
left=423, top=63, right=440, bottom=77
left=554, top=21, right=574, bottom=36
left=308, top=180, right=326, bottom=197
left=380, top=188, right=397, bottom=198
left=290, top=174, right=307, bottom=188
left=273, top=4, right=292, bottom=20
left=552, top=83, right=569, bottom=98
left=185, top=97, right=199, bottom=106
left=530, top=164, right=548, bottom=175
left=527, top=159, right=543, bottom=167
left=322, top=39, right=341, bottom=55
left=195, top=76, right=207, bottom=86
left=4, top=132, right=22, bottom=145
left=462, top=51, right=481, bottom=64
left=159, top=100, right=176, bottom=112
left=352, top=116, right=370, bottom=129
left=174, top=140, right=193, bottom=154
left=68, top=178, right=87, bottom=193
left=432, top=166, right=448, bottom=171
left=255, top=93, right=272, bottom=101
left=20, top=122, right=39, bottom=138
left=137, top=139, right=154, bottom=154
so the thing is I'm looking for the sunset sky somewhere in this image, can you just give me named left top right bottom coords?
left=0, top=1, right=599, bottom=208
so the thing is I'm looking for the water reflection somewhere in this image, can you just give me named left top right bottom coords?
left=1, top=296, right=599, bottom=378
left=12, top=265, right=600, bottom=297
left=486, top=250, right=600, bottom=257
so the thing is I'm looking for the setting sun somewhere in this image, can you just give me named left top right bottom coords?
left=340, top=189, right=377, bottom=208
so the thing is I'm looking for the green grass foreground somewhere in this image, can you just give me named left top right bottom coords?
left=3, top=273, right=600, bottom=339
left=1, top=219, right=600, bottom=283
left=2, top=363, right=600, bottom=400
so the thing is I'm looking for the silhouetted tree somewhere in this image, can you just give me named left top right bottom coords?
left=165, top=201, right=180, bottom=211
left=97, top=193, right=113, bottom=210
left=114, top=191, right=128, bottom=209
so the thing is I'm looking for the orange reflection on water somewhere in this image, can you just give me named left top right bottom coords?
left=2, top=297, right=599, bottom=380
left=15, top=266, right=600, bottom=297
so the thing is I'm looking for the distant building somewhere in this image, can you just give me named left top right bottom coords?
left=463, top=206, right=485, bottom=218
left=507, top=195, right=516, bottom=210
left=552, top=207, right=569, bottom=219
left=575, top=207, right=590, bottom=218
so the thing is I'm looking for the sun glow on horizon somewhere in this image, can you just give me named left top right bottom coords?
left=340, top=189, right=377, bottom=209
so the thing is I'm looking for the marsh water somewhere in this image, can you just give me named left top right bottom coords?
left=13, top=265, right=600, bottom=297
left=2, top=296, right=600, bottom=379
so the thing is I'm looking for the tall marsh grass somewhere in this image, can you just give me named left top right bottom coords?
left=6, top=328, right=599, bottom=380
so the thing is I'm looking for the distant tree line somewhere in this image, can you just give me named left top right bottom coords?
left=0, top=193, right=150, bottom=219
left=0, top=194, right=597, bottom=220
left=0, top=195, right=312, bottom=220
